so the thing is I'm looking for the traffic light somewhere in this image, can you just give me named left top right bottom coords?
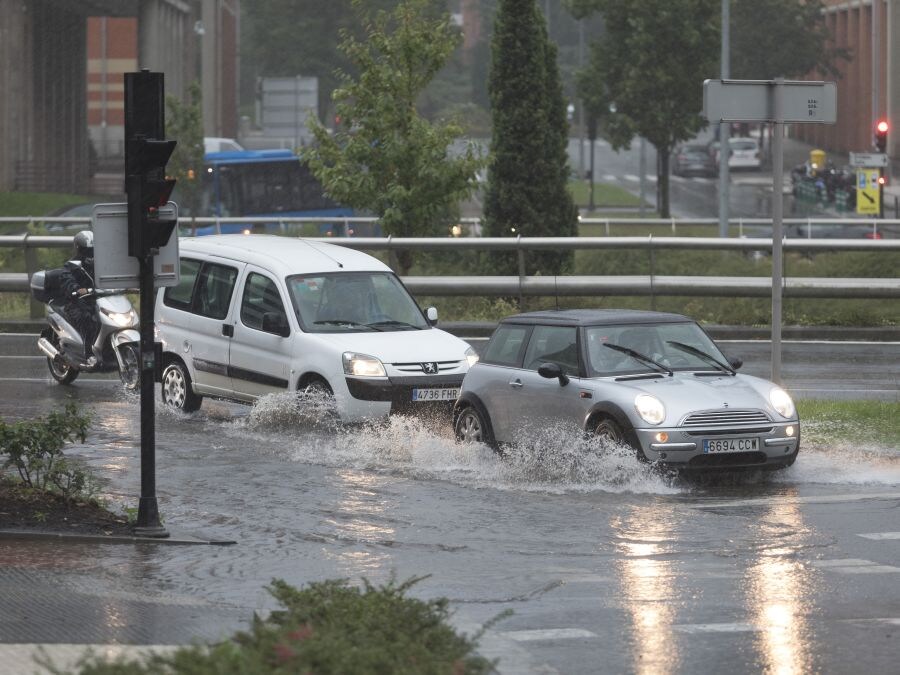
left=875, top=119, right=889, bottom=153
left=124, top=71, right=178, bottom=257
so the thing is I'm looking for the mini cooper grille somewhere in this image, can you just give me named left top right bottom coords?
left=681, top=409, right=771, bottom=428
left=392, top=361, right=462, bottom=374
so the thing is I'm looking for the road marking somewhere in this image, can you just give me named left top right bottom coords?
left=693, top=492, right=900, bottom=509
left=858, top=532, right=900, bottom=540
left=691, top=177, right=712, bottom=183
left=674, top=623, right=758, bottom=634
left=623, top=174, right=640, bottom=182
left=602, top=174, right=617, bottom=181
left=839, top=618, right=900, bottom=626
left=811, top=558, right=900, bottom=574
left=670, top=175, right=687, bottom=183
left=501, top=628, right=597, bottom=642
left=646, top=175, right=657, bottom=182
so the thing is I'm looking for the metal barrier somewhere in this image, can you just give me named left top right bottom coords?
left=1, top=224, right=898, bottom=318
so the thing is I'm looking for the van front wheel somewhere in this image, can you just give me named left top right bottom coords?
left=161, top=361, right=203, bottom=413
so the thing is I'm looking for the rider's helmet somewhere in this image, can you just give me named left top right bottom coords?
left=72, top=230, right=95, bottom=274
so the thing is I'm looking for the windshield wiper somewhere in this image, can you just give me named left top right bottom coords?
left=366, top=320, right=422, bottom=330
left=313, top=319, right=381, bottom=331
left=603, top=343, right=673, bottom=376
left=666, top=340, right=735, bottom=375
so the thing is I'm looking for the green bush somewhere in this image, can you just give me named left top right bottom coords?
left=60, top=577, right=498, bottom=674
left=0, top=402, right=95, bottom=505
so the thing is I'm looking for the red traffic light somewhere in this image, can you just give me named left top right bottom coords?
left=876, top=120, right=889, bottom=134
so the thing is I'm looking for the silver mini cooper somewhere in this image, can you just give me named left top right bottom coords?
left=453, top=309, right=800, bottom=470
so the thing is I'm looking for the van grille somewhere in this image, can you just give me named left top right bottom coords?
left=392, top=360, right=463, bottom=374
left=681, top=409, right=771, bottom=428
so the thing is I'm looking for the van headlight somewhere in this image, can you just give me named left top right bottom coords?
left=769, top=387, right=795, bottom=419
left=635, top=394, right=665, bottom=425
left=342, top=352, right=386, bottom=377
left=465, top=346, right=479, bottom=368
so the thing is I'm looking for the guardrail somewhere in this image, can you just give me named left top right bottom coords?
left=1, top=229, right=898, bottom=318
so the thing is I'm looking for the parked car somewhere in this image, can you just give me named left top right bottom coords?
left=453, top=309, right=800, bottom=471
left=708, top=137, right=763, bottom=171
left=155, top=235, right=478, bottom=420
left=672, top=144, right=717, bottom=177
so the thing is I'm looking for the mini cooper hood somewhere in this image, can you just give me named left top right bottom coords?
left=619, top=373, right=783, bottom=420
left=316, top=327, right=470, bottom=363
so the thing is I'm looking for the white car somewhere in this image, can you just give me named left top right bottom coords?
left=155, top=235, right=478, bottom=421
left=726, top=137, right=761, bottom=170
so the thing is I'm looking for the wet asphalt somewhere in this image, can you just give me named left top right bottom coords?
left=1, top=336, right=899, bottom=674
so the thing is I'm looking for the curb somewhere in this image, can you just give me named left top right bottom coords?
left=0, top=528, right=236, bottom=546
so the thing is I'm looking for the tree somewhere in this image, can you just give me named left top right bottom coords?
left=302, top=0, right=484, bottom=275
left=483, top=0, right=578, bottom=276
left=730, top=0, right=849, bottom=81
left=165, top=82, right=204, bottom=235
left=574, top=0, right=719, bottom=218
left=242, top=0, right=395, bottom=123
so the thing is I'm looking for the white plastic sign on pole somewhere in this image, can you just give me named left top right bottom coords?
left=91, top=202, right=180, bottom=289
left=703, top=79, right=836, bottom=123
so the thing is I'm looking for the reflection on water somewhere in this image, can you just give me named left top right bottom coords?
left=612, top=506, right=681, bottom=675
left=323, top=469, right=396, bottom=576
left=745, top=493, right=816, bottom=675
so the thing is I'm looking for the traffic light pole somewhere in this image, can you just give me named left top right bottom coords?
left=134, top=249, right=167, bottom=537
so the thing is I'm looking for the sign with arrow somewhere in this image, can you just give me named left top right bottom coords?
left=856, top=169, right=880, bottom=215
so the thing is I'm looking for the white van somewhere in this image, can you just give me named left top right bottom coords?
left=155, top=235, right=478, bottom=421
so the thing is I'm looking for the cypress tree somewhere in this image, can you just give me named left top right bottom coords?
left=483, top=0, right=577, bottom=276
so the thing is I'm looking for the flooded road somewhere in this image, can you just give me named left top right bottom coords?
left=3, top=374, right=899, bottom=673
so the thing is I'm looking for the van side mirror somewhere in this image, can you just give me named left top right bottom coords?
left=538, top=362, right=569, bottom=386
left=262, top=312, right=290, bottom=337
left=426, top=307, right=438, bottom=326
left=727, top=355, right=743, bottom=371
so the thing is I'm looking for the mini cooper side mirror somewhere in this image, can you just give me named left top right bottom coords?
left=727, top=355, right=743, bottom=370
left=262, top=312, right=290, bottom=338
left=538, top=362, right=570, bottom=386
left=426, top=306, right=438, bottom=326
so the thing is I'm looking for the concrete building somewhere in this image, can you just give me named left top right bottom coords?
left=0, top=0, right=239, bottom=194
left=794, top=0, right=894, bottom=158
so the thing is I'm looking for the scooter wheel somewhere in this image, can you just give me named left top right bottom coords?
left=48, top=355, right=79, bottom=385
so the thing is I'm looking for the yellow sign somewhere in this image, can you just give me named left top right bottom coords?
left=856, top=169, right=880, bottom=215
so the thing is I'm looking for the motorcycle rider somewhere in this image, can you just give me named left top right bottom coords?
left=56, top=231, right=99, bottom=363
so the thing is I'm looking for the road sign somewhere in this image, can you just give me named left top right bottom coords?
left=92, top=202, right=180, bottom=289
left=702, top=79, right=837, bottom=123
left=856, top=169, right=880, bottom=215
left=849, top=152, right=889, bottom=168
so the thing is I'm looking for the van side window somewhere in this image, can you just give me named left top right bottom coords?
left=194, top=263, right=238, bottom=319
left=240, top=273, right=287, bottom=331
left=481, top=325, right=530, bottom=367
left=163, top=258, right=201, bottom=310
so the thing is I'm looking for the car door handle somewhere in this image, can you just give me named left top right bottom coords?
left=222, top=324, right=234, bottom=337
left=509, top=379, right=523, bottom=389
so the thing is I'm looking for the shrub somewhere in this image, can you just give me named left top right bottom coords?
left=0, top=402, right=94, bottom=505
left=58, top=577, right=498, bottom=674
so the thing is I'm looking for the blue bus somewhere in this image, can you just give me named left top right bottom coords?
left=180, top=149, right=369, bottom=237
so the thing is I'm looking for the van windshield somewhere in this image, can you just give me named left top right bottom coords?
left=286, top=272, right=429, bottom=332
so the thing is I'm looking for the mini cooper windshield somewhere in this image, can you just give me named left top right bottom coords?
left=287, top=272, right=429, bottom=333
left=585, top=322, right=730, bottom=376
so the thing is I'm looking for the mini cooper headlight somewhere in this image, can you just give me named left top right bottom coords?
left=635, top=394, right=665, bottom=425
left=342, top=352, right=386, bottom=377
left=465, top=346, right=479, bottom=368
left=769, top=387, right=795, bottom=419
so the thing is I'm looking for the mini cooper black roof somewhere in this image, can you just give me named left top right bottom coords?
left=499, top=309, right=692, bottom=327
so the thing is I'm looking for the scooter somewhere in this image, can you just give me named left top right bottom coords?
left=30, top=269, right=141, bottom=390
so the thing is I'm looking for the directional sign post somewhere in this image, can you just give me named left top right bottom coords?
left=704, top=79, right=836, bottom=384
left=856, top=169, right=880, bottom=216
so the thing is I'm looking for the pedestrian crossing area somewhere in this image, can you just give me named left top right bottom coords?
left=600, top=173, right=717, bottom=184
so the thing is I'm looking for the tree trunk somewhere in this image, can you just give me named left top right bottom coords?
left=658, top=148, right=671, bottom=218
